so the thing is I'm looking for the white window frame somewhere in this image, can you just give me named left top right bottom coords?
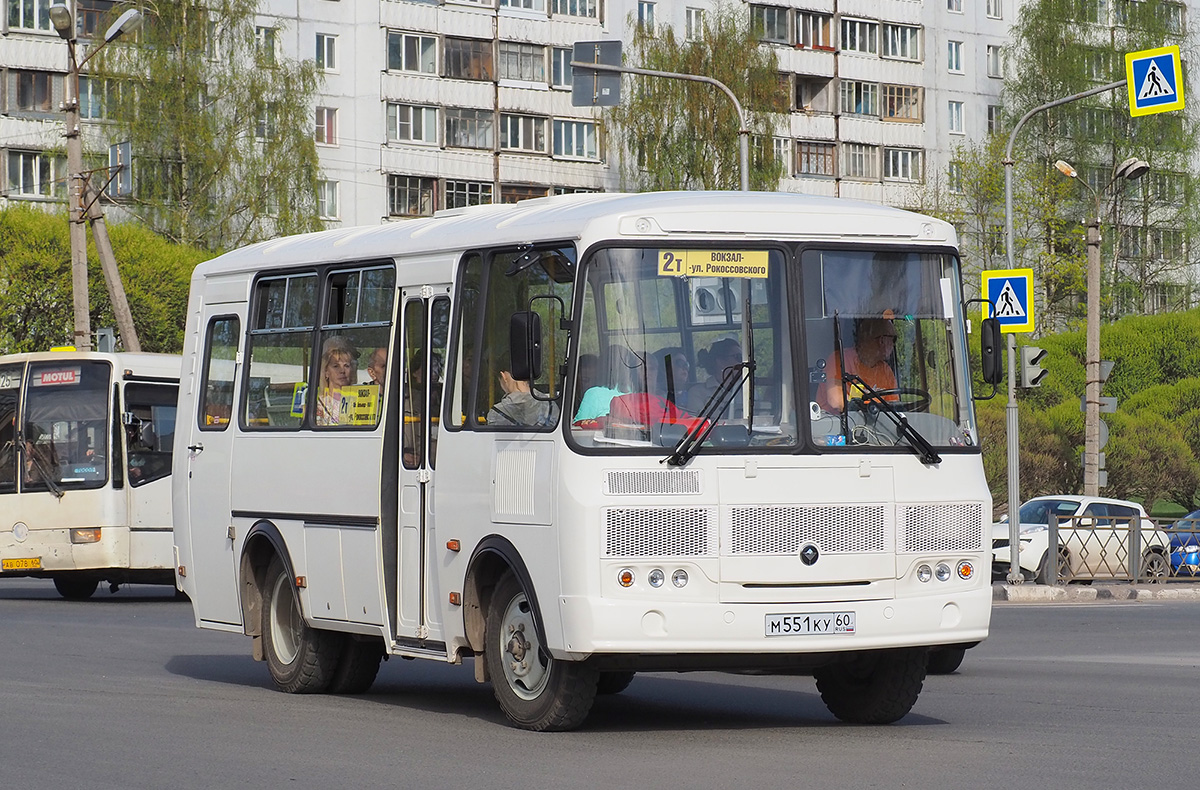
left=387, top=32, right=438, bottom=74
left=445, top=107, right=495, bottom=150
left=752, top=5, right=790, bottom=44
left=9, top=0, right=53, bottom=31
left=501, top=0, right=546, bottom=10
left=78, top=76, right=108, bottom=120
left=948, top=162, right=964, bottom=194
left=986, top=0, right=1003, bottom=19
left=986, top=45, right=1004, bottom=78
left=499, top=42, right=546, bottom=83
left=798, top=11, right=833, bottom=50
left=882, top=24, right=920, bottom=61
left=551, top=48, right=573, bottom=88
left=947, top=101, right=964, bottom=134
left=387, top=103, right=439, bottom=144
left=840, top=18, right=878, bottom=55
left=883, top=148, right=922, bottom=182
left=552, top=119, right=598, bottom=160
left=685, top=7, right=705, bottom=41
left=255, top=26, right=279, bottom=67
left=947, top=40, right=964, bottom=73
left=947, top=0, right=963, bottom=12
left=551, top=0, right=598, bottom=19
left=315, top=107, right=338, bottom=146
left=501, top=114, right=547, bottom=153
left=317, top=180, right=339, bottom=219
left=638, top=1, right=656, bottom=34
left=987, top=105, right=1002, bottom=134
left=839, top=80, right=879, bottom=116
left=6, top=150, right=64, bottom=198
left=317, top=34, right=338, bottom=72
left=842, top=143, right=879, bottom=180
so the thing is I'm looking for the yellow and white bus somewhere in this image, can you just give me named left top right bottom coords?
left=173, top=191, right=1001, bottom=730
left=1, top=350, right=180, bottom=599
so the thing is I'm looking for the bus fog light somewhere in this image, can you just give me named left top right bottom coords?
left=648, top=569, right=665, bottom=588
left=671, top=569, right=688, bottom=588
left=957, top=560, right=975, bottom=580
left=935, top=563, right=952, bottom=582
left=70, top=528, right=101, bottom=544
left=618, top=568, right=635, bottom=588
left=916, top=564, right=932, bottom=583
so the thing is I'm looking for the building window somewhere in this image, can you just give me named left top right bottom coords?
left=14, top=71, right=55, bottom=113
left=840, top=18, right=878, bottom=55
left=882, top=84, right=922, bottom=122
left=986, top=45, right=1004, bottom=78
left=6, top=151, right=65, bottom=198
left=752, top=5, right=790, bottom=44
left=987, top=0, right=1003, bottom=18
left=638, top=2, right=655, bottom=34
left=501, top=0, right=546, bottom=10
left=388, top=175, right=436, bottom=217
left=795, top=76, right=832, bottom=113
left=772, top=137, right=790, bottom=172
left=882, top=24, right=920, bottom=61
left=315, top=107, right=338, bottom=145
left=445, top=38, right=494, bottom=81
left=551, top=48, right=573, bottom=88
left=387, top=32, right=437, bottom=74
left=255, top=27, right=278, bottom=67
left=8, top=0, right=53, bottom=30
left=1160, top=2, right=1185, bottom=34
left=387, top=103, right=438, bottom=143
left=947, top=40, right=964, bottom=73
left=553, top=119, right=598, bottom=159
left=499, top=42, right=546, bottom=82
left=445, top=180, right=494, bottom=209
left=796, top=141, right=835, bottom=176
left=501, top=114, right=547, bottom=152
left=948, top=100, right=964, bottom=134
left=948, top=162, right=964, bottom=194
left=78, top=76, right=111, bottom=120
left=256, top=104, right=278, bottom=140
left=685, top=7, right=704, bottom=41
left=317, top=180, right=338, bottom=219
left=500, top=184, right=550, bottom=203
left=316, top=34, right=337, bottom=72
left=883, top=149, right=922, bottom=182
left=797, top=11, right=833, bottom=49
left=552, top=0, right=598, bottom=19
left=842, top=143, right=879, bottom=180
left=947, top=0, right=962, bottom=12
left=445, top=107, right=495, bottom=149
left=987, top=105, right=1003, bottom=134
left=839, top=80, right=878, bottom=116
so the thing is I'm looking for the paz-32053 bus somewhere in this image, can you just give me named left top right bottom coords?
left=173, top=192, right=1002, bottom=731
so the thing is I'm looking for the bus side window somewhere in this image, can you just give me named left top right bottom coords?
left=125, top=384, right=178, bottom=487
left=199, top=316, right=241, bottom=431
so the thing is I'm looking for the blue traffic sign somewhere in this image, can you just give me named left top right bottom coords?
left=1126, top=46, right=1185, bottom=117
left=981, top=268, right=1034, bottom=334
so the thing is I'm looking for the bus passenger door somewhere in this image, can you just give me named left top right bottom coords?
left=184, top=314, right=243, bottom=626
left=395, top=287, right=450, bottom=644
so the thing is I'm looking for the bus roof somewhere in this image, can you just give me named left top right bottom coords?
left=0, top=350, right=182, bottom=380
left=194, top=191, right=958, bottom=278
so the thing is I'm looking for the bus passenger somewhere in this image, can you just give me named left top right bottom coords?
left=316, top=336, right=359, bottom=425
left=365, top=347, right=388, bottom=387
left=488, top=370, right=556, bottom=427
left=687, top=338, right=741, bottom=414
left=816, top=317, right=898, bottom=414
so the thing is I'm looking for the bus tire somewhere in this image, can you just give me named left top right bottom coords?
left=262, top=555, right=342, bottom=694
left=596, top=671, right=636, bottom=695
left=327, top=638, right=385, bottom=694
left=53, top=575, right=98, bottom=600
left=814, top=648, right=927, bottom=724
left=485, top=573, right=599, bottom=731
left=926, top=646, right=966, bottom=675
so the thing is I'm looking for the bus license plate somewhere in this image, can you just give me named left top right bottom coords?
left=765, top=612, right=855, bottom=637
left=2, top=557, right=42, bottom=571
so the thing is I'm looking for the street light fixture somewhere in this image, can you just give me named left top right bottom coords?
left=50, top=1, right=143, bottom=352
left=1056, top=155, right=1149, bottom=496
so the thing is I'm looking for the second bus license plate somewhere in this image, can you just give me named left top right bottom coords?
left=2, top=557, right=42, bottom=571
left=765, top=611, right=855, bottom=637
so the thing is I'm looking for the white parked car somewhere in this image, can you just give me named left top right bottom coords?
left=992, top=496, right=1172, bottom=583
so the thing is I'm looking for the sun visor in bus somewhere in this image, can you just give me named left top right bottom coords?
left=26, top=390, right=107, bottom=423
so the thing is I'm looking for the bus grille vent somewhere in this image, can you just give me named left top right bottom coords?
left=901, top=503, right=983, bottom=553
left=728, top=505, right=888, bottom=554
left=604, top=507, right=713, bottom=557
left=605, top=469, right=701, bottom=495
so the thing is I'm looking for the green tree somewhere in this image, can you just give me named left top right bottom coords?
left=605, top=3, right=786, bottom=191
left=92, top=0, right=324, bottom=250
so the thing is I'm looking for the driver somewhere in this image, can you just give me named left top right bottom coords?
left=816, top=317, right=899, bottom=414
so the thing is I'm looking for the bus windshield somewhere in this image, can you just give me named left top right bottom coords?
left=23, top=361, right=110, bottom=490
left=568, top=244, right=975, bottom=455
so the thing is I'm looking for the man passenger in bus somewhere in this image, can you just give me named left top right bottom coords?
left=316, top=336, right=359, bottom=425
left=365, top=347, right=388, bottom=387
left=816, top=317, right=899, bottom=414
left=488, top=370, right=556, bottom=427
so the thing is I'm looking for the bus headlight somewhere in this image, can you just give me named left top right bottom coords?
left=70, top=528, right=101, bottom=544
left=617, top=568, right=635, bottom=588
left=671, top=569, right=689, bottom=588
left=648, top=569, right=665, bottom=588
left=916, top=564, right=933, bottom=583
left=935, top=563, right=952, bottom=582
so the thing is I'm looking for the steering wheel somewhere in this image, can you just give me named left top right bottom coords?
left=849, top=387, right=931, bottom=414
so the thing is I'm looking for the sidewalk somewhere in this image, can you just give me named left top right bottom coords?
left=994, top=581, right=1200, bottom=602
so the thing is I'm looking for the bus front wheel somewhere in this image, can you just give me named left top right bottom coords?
left=814, top=648, right=926, bottom=724
left=262, top=555, right=342, bottom=693
left=485, top=573, right=599, bottom=731
left=53, top=575, right=98, bottom=600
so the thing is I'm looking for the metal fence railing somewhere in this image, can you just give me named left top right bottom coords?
left=1040, top=514, right=1197, bottom=584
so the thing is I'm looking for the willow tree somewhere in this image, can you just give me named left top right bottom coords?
left=605, top=3, right=787, bottom=192
left=92, top=1, right=324, bottom=250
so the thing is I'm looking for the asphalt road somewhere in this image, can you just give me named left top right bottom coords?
left=1, top=578, right=1195, bottom=789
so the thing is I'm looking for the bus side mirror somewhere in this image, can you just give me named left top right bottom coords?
left=509, top=311, right=542, bottom=381
left=980, top=317, right=1003, bottom=386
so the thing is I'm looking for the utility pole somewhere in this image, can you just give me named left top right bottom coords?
left=51, top=2, right=143, bottom=353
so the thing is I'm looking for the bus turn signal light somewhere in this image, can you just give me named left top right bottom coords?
left=449, top=592, right=461, bottom=605
left=446, top=539, right=461, bottom=552
left=957, top=560, right=975, bottom=580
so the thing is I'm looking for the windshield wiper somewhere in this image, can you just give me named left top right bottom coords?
left=663, top=360, right=753, bottom=466
left=25, top=445, right=64, bottom=499
left=842, top=373, right=941, bottom=466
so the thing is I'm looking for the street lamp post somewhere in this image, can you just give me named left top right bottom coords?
left=50, top=3, right=143, bottom=352
left=1055, top=157, right=1149, bottom=496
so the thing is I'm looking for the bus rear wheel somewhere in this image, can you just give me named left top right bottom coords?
left=53, top=575, right=98, bottom=600
left=262, top=555, right=342, bottom=693
left=814, top=648, right=927, bottom=724
left=485, top=573, right=599, bottom=731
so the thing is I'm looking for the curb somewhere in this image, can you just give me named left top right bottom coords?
left=993, top=581, right=1200, bottom=602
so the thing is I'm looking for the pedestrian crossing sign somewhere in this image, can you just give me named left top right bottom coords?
left=981, top=268, right=1034, bottom=333
left=1126, top=46, right=1184, bottom=117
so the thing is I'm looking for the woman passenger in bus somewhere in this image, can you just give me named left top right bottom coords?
left=487, top=370, right=557, bottom=427
left=315, top=336, right=359, bottom=426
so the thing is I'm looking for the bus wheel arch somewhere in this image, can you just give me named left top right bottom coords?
left=239, top=521, right=293, bottom=644
left=463, top=537, right=546, bottom=656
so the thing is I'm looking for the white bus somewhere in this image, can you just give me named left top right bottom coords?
left=1, top=350, right=180, bottom=599
left=173, top=192, right=1002, bottom=730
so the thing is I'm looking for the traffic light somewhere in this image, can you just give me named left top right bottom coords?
left=1020, top=345, right=1048, bottom=387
